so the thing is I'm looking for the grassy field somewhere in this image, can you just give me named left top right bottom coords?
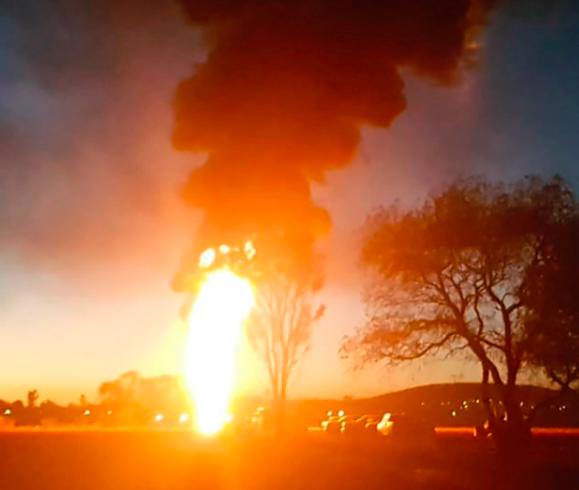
left=0, top=431, right=577, bottom=490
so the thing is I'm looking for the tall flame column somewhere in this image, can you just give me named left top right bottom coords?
left=185, top=268, right=254, bottom=436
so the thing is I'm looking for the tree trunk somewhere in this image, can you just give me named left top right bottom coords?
left=494, top=383, right=530, bottom=454
left=502, top=383, right=522, bottom=424
left=272, top=395, right=286, bottom=435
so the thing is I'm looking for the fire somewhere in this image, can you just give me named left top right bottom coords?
left=184, top=264, right=254, bottom=436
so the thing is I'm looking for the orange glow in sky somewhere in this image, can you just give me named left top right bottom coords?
left=184, top=267, right=254, bottom=436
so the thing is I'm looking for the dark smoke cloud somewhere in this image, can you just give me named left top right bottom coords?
left=0, top=0, right=198, bottom=276
left=173, top=0, right=498, bottom=264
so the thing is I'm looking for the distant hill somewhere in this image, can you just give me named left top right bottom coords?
left=357, top=382, right=553, bottom=410
left=285, top=383, right=560, bottom=427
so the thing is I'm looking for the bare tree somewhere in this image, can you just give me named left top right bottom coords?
left=247, top=271, right=324, bottom=426
left=342, top=176, right=578, bottom=443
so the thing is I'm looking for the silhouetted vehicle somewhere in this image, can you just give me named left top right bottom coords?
left=341, top=415, right=381, bottom=437
left=377, top=413, right=434, bottom=440
left=321, top=415, right=342, bottom=434
left=251, top=406, right=272, bottom=433
left=339, top=415, right=364, bottom=436
left=363, top=415, right=381, bottom=432
left=320, top=413, right=382, bottom=437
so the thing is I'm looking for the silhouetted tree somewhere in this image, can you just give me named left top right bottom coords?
left=12, top=400, right=24, bottom=410
left=27, top=390, right=39, bottom=408
left=343, top=176, right=578, bottom=443
left=523, top=217, right=579, bottom=395
left=99, top=371, right=144, bottom=423
left=248, top=269, right=324, bottom=428
left=99, top=371, right=188, bottom=424
left=40, top=400, right=62, bottom=423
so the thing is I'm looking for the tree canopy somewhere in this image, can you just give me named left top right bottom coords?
left=343, top=175, right=579, bottom=430
left=523, top=215, right=579, bottom=393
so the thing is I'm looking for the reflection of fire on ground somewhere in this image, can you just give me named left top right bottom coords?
left=184, top=242, right=256, bottom=436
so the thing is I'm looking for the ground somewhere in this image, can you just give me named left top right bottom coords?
left=0, top=431, right=578, bottom=490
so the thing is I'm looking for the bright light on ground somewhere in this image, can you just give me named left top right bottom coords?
left=185, top=267, right=254, bottom=436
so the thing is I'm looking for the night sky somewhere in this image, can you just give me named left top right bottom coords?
left=1, top=0, right=578, bottom=403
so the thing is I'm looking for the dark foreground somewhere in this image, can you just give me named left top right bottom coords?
left=0, top=431, right=578, bottom=490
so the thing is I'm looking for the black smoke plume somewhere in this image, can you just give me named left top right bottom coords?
left=173, top=0, right=498, bottom=267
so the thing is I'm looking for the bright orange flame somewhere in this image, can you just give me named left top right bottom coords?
left=184, top=267, right=254, bottom=436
